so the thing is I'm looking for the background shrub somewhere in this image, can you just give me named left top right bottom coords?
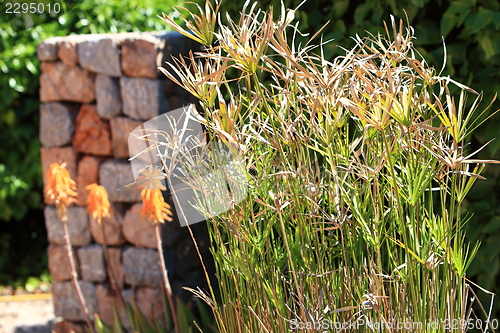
left=0, top=0, right=181, bottom=287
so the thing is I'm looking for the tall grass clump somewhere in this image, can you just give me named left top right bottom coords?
left=155, top=1, right=500, bottom=332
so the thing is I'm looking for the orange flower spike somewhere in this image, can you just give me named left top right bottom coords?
left=140, top=188, right=174, bottom=224
left=45, top=162, right=77, bottom=208
left=85, top=184, right=111, bottom=225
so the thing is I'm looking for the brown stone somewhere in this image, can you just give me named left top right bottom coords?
left=40, top=146, right=77, bottom=205
left=135, top=287, right=165, bottom=327
left=121, top=37, right=158, bottom=79
left=44, top=206, right=91, bottom=247
left=89, top=203, right=126, bottom=246
left=52, top=280, right=97, bottom=321
left=48, top=243, right=80, bottom=282
left=72, top=104, right=113, bottom=156
left=52, top=320, right=85, bottom=333
left=95, top=284, right=120, bottom=327
left=110, top=117, right=143, bottom=158
left=40, top=61, right=95, bottom=103
left=107, top=248, right=125, bottom=290
left=76, top=156, right=102, bottom=206
left=120, top=287, right=165, bottom=328
left=123, top=203, right=156, bottom=249
left=58, top=40, right=79, bottom=66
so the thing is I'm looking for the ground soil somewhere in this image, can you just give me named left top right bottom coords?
left=0, top=298, right=55, bottom=333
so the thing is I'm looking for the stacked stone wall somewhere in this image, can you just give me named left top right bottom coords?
left=38, top=32, right=210, bottom=331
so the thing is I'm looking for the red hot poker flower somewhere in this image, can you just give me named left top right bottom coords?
left=85, top=184, right=111, bottom=225
left=140, top=188, right=174, bottom=224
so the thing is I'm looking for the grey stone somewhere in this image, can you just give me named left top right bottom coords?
left=52, top=280, right=97, bottom=321
left=37, top=38, right=60, bottom=61
left=39, top=102, right=78, bottom=147
left=44, top=206, right=91, bottom=247
left=120, top=77, right=169, bottom=120
left=99, top=160, right=141, bottom=202
left=123, top=247, right=162, bottom=288
left=78, top=244, right=107, bottom=283
left=96, top=75, right=122, bottom=119
left=78, top=37, right=122, bottom=77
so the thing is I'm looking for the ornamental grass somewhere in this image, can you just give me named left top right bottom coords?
left=139, top=1, right=500, bottom=332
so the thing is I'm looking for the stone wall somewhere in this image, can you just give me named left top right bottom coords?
left=38, top=32, right=212, bottom=331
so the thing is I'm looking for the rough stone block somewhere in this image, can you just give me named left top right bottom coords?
left=44, top=206, right=91, bottom=247
left=122, top=203, right=156, bottom=249
left=123, top=247, right=161, bottom=288
left=76, top=156, right=102, bottom=206
left=121, top=37, right=158, bottom=78
left=121, top=287, right=164, bottom=327
left=37, top=38, right=60, bottom=61
left=99, top=160, right=141, bottom=202
left=107, top=247, right=125, bottom=290
left=96, top=75, right=122, bottom=119
left=48, top=243, right=80, bottom=282
left=78, top=37, right=122, bottom=77
left=109, top=117, right=143, bottom=159
left=40, top=102, right=78, bottom=147
left=78, top=244, right=107, bottom=283
left=58, top=40, right=79, bottom=66
left=52, top=280, right=97, bottom=321
left=95, top=284, right=119, bottom=327
left=135, top=287, right=165, bottom=326
left=90, top=203, right=126, bottom=246
left=120, top=77, right=168, bottom=120
left=40, top=146, right=77, bottom=204
left=72, top=104, right=113, bottom=156
left=40, top=61, right=95, bottom=103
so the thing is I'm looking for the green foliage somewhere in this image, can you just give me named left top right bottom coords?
left=0, top=0, right=182, bottom=285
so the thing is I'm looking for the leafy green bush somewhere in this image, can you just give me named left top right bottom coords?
left=0, top=0, right=182, bottom=285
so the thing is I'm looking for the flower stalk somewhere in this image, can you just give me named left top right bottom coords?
left=45, top=163, right=96, bottom=333
left=85, top=184, right=126, bottom=308
left=140, top=187, right=178, bottom=333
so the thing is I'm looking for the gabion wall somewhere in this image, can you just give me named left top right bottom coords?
left=38, top=32, right=211, bottom=332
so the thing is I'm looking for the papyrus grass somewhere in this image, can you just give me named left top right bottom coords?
left=158, top=2, right=499, bottom=332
